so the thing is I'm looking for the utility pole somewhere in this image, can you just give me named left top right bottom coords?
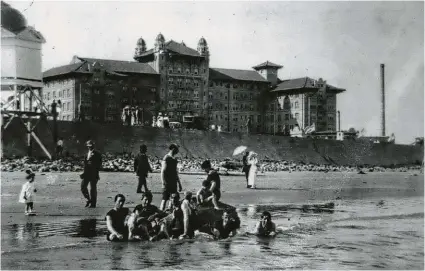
left=51, top=100, right=58, bottom=148
left=337, top=110, right=341, bottom=132
left=227, top=86, right=230, bottom=132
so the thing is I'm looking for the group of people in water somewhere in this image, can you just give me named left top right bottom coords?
left=19, top=139, right=276, bottom=241
left=105, top=191, right=276, bottom=242
left=105, top=143, right=276, bottom=242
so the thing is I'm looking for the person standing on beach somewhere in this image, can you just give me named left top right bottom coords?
left=242, top=151, right=251, bottom=188
left=80, top=140, right=102, bottom=208
left=134, top=144, right=153, bottom=193
left=247, top=151, right=258, bottom=189
left=19, top=170, right=37, bottom=215
left=159, top=144, right=183, bottom=211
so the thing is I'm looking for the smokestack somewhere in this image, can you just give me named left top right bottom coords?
left=337, top=110, right=341, bottom=132
left=380, top=64, right=386, bottom=137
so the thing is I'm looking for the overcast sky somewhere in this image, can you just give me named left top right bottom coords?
left=8, top=1, right=424, bottom=144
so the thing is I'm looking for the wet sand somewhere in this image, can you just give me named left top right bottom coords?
left=1, top=171, right=423, bottom=270
left=1, top=171, right=423, bottom=226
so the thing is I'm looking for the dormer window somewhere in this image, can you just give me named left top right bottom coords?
left=168, top=67, right=173, bottom=73
left=186, top=68, right=190, bottom=74
left=177, top=68, right=181, bottom=73
left=194, top=68, right=198, bottom=75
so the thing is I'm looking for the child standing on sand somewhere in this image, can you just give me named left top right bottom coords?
left=19, top=170, right=37, bottom=215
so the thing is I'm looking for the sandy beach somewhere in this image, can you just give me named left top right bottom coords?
left=1, top=171, right=423, bottom=225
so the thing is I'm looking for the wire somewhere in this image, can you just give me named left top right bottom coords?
left=21, top=0, right=34, bottom=13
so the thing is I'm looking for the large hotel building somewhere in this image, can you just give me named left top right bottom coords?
left=42, top=33, right=346, bottom=134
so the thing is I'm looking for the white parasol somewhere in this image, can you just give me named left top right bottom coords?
left=232, top=145, right=247, bottom=156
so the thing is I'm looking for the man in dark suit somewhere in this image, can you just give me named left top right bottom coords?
left=80, top=140, right=102, bottom=208
left=242, top=151, right=251, bottom=188
left=134, top=144, right=153, bottom=193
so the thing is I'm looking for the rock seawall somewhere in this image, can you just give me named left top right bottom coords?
left=1, top=119, right=423, bottom=166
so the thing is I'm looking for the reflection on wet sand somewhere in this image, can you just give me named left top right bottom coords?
left=2, top=198, right=422, bottom=270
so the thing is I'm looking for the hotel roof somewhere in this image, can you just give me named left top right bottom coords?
left=43, top=56, right=158, bottom=79
left=271, top=77, right=346, bottom=93
left=209, top=68, right=269, bottom=82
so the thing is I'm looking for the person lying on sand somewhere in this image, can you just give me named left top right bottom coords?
left=105, top=194, right=131, bottom=241
left=255, top=211, right=276, bottom=237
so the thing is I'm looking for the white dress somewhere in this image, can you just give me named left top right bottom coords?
left=248, top=157, right=258, bottom=188
left=19, top=182, right=36, bottom=203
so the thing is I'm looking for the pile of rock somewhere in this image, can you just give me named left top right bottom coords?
left=1, top=157, right=83, bottom=173
left=1, top=155, right=422, bottom=174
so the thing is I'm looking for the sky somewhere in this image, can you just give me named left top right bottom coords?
left=7, top=0, right=424, bottom=144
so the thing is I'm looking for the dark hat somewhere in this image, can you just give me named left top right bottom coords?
left=201, top=160, right=211, bottom=169
left=140, top=144, right=147, bottom=151
left=169, top=143, right=179, bottom=150
left=25, top=169, right=35, bottom=179
left=86, top=140, right=95, bottom=147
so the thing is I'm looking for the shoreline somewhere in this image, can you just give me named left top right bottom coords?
left=1, top=171, right=423, bottom=226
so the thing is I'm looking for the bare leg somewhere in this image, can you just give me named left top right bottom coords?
left=212, top=195, right=220, bottom=210
left=160, top=200, right=167, bottom=211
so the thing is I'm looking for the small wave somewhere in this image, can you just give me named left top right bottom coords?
left=331, top=212, right=424, bottom=224
left=1, top=240, right=107, bottom=254
left=331, top=225, right=369, bottom=230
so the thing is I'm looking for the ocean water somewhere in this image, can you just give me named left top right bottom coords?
left=1, top=196, right=423, bottom=270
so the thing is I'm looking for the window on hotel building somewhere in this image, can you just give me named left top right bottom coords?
left=194, top=69, right=198, bottom=75
left=295, top=101, right=299, bottom=108
left=295, top=113, right=299, bottom=120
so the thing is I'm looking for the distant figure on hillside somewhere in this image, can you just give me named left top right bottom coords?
left=134, top=144, right=153, bottom=193
left=56, top=137, right=64, bottom=157
left=80, top=140, right=102, bottom=208
left=242, top=151, right=251, bottom=188
left=246, top=118, right=251, bottom=134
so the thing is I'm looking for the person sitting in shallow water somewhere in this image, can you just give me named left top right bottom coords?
left=196, top=179, right=213, bottom=206
left=156, top=193, right=185, bottom=240
left=105, top=194, right=131, bottom=241
left=128, top=191, right=166, bottom=240
left=211, top=211, right=240, bottom=240
left=255, top=211, right=276, bottom=237
left=201, top=160, right=221, bottom=210
left=179, top=191, right=199, bottom=239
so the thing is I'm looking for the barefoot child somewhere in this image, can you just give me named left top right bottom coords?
left=19, top=170, right=37, bottom=215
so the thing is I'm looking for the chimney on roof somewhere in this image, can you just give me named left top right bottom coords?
left=380, top=64, right=386, bottom=137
